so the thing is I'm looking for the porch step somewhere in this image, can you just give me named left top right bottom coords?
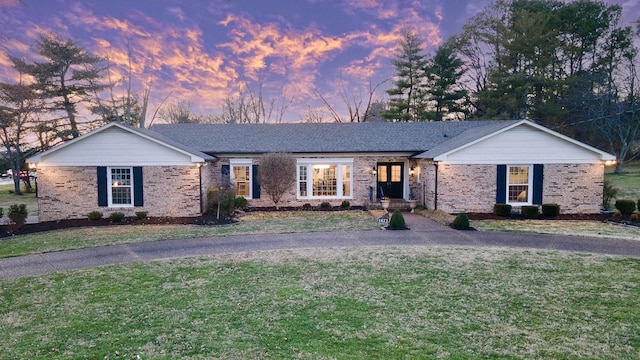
left=377, top=199, right=416, bottom=211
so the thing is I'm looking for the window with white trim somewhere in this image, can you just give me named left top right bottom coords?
left=507, top=165, right=532, bottom=204
left=297, top=159, right=353, bottom=199
left=109, top=167, right=133, bottom=206
left=230, top=159, right=252, bottom=198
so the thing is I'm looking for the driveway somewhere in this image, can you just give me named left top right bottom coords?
left=1, top=213, right=640, bottom=279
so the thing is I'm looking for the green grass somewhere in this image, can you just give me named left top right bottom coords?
left=0, top=211, right=379, bottom=258
left=0, top=183, right=37, bottom=218
left=1, top=247, right=639, bottom=359
left=605, top=161, right=640, bottom=202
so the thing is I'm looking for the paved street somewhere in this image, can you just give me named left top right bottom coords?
left=1, top=213, right=639, bottom=279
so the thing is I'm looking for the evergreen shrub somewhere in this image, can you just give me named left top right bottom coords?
left=388, top=210, right=407, bottom=230
left=615, top=199, right=636, bottom=215
left=452, top=213, right=470, bottom=230
left=521, top=205, right=539, bottom=219
left=493, top=203, right=512, bottom=217
left=541, top=203, right=560, bottom=217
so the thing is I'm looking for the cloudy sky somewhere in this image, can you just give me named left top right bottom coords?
left=0, top=0, right=638, bottom=123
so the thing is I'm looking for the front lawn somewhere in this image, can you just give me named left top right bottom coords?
left=1, top=247, right=638, bottom=359
left=0, top=211, right=379, bottom=258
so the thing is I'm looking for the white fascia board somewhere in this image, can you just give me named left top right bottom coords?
left=433, top=120, right=616, bottom=162
left=27, top=122, right=211, bottom=164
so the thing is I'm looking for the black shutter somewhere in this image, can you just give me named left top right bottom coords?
left=496, top=165, right=506, bottom=203
left=133, top=167, right=144, bottom=206
left=532, top=164, right=544, bottom=205
left=252, top=164, right=260, bottom=199
left=97, top=166, right=108, bottom=206
left=221, top=164, right=230, bottom=187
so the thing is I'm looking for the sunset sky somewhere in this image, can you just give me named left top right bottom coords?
left=1, top=0, right=638, bottom=123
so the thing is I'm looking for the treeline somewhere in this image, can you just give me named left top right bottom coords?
left=383, top=0, right=639, bottom=172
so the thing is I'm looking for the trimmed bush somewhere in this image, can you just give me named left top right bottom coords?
left=340, top=200, right=351, bottom=209
left=87, top=211, right=103, bottom=221
left=135, top=211, right=148, bottom=220
left=631, top=213, right=639, bottom=222
left=109, top=212, right=125, bottom=223
left=234, top=197, right=248, bottom=211
left=8, top=204, right=28, bottom=228
left=615, top=199, right=636, bottom=215
left=388, top=210, right=407, bottom=230
left=493, top=203, right=512, bottom=217
left=320, top=202, right=331, bottom=209
left=452, top=213, right=470, bottom=230
left=302, top=203, right=312, bottom=210
left=0, top=207, right=4, bottom=219
left=613, top=211, right=622, bottom=218
left=521, top=205, right=539, bottom=219
left=206, top=186, right=236, bottom=219
left=541, top=203, right=560, bottom=217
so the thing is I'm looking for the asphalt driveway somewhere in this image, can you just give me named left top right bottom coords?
left=1, top=213, right=639, bottom=279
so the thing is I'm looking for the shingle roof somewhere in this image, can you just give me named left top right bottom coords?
left=150, top=121, right=519, bottom=156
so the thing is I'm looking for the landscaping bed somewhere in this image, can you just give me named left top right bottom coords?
left=0, top=216, right=234, bottom=238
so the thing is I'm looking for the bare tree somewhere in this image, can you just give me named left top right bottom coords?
left=302, top=105, right=327, bottom=123
left=213, top=81, right=293, bottom=123
left=0, top=64, right=41, bottom=194
left=158, top=100, right=201, bottom=124
left=317, top=77, right=387, bottom=122
left=259, top=152, right=296, bottom=209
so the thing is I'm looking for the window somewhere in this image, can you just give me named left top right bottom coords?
left=507, top=165, right=532, bottom=204
left=297, top=159, right=353, bottom=199
left=230, top=160, right=252, bottom=198
left=98, top=166, right=143, bottom=207
left=109, top=167, right=133, bottom=206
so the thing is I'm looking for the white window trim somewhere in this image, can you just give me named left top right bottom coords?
left=506, top=164, right=533, bottom=205
left=230, top=159, right=253, bottom=199
left=296, top=158, right=353, bottom=199
left=107, top=166, right=134, bottom=207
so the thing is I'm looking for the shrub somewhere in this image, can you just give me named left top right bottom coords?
left=521, top=205, right=539, bottom=219
left=8, top=204, right=28, bottom=228
left=302, top=203, right=312, bottom=210
left=340, top=200, right=351, bottom=209
left=0, top=207, right=4, bottom=219
left=615, top=199, right=636, bottom=215
left=388, top=210, right=407, bottom=230
left=320, top=201, right=331, bottom=209
left=631, top=213, right=639, bottom=222
left=206, top=186, right=236, bottom=219
left=234, top=197, right=248, bottom=211
left=603, top=179, right=618, bottom=210
left=87, top=211, right=103, bottom=221
left=135, top=211, right=148, bottom=220
left=541, top=203, right=560, bottom=217
left=452, top=213, right=470, bottom=230
left=613, top=211, right=622, bottom=218
left=493, top=203, right=512, bottom=217
left=109, top=212, right=125, bottom=223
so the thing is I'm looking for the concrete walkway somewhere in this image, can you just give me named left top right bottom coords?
left=2, top=213, right=640, bottom=279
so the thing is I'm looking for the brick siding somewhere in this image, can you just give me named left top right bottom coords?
left=37, top=165, right=201, bottom=221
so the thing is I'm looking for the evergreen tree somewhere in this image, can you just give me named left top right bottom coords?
left=382, top=31, right=427, bottom=121
left=423, top=42, right=469, bottom=120
left=13, top=35, right=106, bottom=139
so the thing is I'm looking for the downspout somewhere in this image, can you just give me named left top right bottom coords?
left=198, top=163, right=203, bottom=216
left=434, top=161, right=439, bottom=211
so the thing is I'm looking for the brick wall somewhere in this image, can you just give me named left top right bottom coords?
left=436, top=164, right=497, bottom=213
left=542, top=163, right=603, bottom=214
left=201, top=157, right=380, bottom=209
left=433, top=163, right=603, bottom=214
left=37, top=165, right=201, bottom=221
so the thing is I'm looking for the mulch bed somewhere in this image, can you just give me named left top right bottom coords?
left=0, top=215, right=234, bottom=238
left=467, top=213, right=610, bottom=221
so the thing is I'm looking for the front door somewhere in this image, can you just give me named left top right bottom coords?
left=377, top=162, right=403, bottom=199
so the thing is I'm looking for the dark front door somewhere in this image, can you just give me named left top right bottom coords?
left=377, top=162, right=403, bottom=199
